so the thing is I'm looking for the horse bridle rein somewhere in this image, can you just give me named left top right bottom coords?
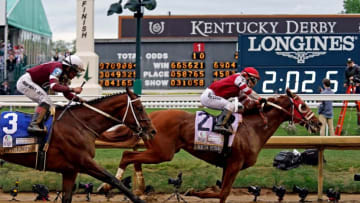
left=68, top=96, right=145, bottom=137
left=265, top=95, right=314, bottom=125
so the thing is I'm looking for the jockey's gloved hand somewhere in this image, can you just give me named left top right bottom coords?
left=258, top=97, right=267, bottom=105
left=74, top=96, right=86, bottom=104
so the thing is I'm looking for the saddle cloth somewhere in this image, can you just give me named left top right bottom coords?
left=0, top=111, right=53, bottom=154
left=194, top=111, right=241, bottom=153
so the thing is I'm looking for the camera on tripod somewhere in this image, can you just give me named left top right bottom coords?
left=168, top=172, right=182, bottom=188
left=293, top=185, right=308, bottom=202
left=326, top=188, right=340, bottom=202
left=248, top=186, right=261, bottom=202
left=32, top=184, right=50, bottom=201
left=78, top=183, right=93, bottom=202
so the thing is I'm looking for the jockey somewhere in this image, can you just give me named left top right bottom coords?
left=200, top=67, right=266, bottom=135
left=16, top=55, right=86, bottom=134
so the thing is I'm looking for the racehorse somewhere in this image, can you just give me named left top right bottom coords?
left=0, top=88, right=156, bottom=203
left=98, top=88, right=321, bottom=203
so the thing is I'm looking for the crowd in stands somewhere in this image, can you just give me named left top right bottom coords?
left=0, top=41, right=28, bottom=95
left=0, top=41, right=71, bottom=95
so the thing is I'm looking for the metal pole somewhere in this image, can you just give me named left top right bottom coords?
left=133, top=3, right=143, bottom=95
left=3, top=0, right=7, bottom=81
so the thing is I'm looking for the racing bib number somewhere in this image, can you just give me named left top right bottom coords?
left=2, top=113, right=18, bottom=134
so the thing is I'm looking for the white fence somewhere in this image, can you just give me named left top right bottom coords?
left=0, top=94, right=360, bottom=109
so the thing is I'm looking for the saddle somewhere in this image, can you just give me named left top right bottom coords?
left=194, top=111, right=241, bottom=154
left=0, top=107, right=55, bottom=170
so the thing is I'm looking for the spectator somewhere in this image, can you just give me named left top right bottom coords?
left=52, top=51, right=60, bottom=61
left=318, top=78, right=335, bottom=136
left=0, top=80, right=11, bottom=95
left=344, top=58, right=360, bottom=93
left=6, top=53, right=16, bottom=94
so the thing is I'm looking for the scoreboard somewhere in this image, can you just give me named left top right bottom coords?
left=95, top=14, right=360, bottom=94
left=95, top=39, right=238, bottom=90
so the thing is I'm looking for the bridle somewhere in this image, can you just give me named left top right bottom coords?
left=265, top=95, right=314, bottom=126
left=69, top=96, right=146, bottom=137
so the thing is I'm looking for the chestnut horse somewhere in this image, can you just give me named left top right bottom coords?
left=98, top=89, right=321, bottom=203
left=0, top=88, right=156, bottom=203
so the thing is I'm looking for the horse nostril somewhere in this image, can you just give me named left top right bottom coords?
left=151, top=129, right=157, bottom=135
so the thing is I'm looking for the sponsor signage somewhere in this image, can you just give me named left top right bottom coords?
left=119, top=15, right=360, bottom=38
left=238, top=34, right=360, bottom=94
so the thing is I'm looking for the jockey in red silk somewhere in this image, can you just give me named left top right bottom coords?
left=16, top=55, right=86, bottom=134
left=200, top=67, right=266, bottom=135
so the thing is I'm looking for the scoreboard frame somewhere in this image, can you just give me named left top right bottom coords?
left=95, top=38, right=238, bottom=91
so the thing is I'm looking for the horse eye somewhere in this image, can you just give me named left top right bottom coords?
left=298, top=104, right=307, bottom=112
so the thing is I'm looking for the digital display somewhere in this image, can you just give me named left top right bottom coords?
left=238, top=34, right=360, bottom=94
left=259, top=67, right=341, bottom=94
left=95, top=40, right=237, bottom=90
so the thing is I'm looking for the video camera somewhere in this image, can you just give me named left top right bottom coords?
left=32, top=184, right=50, bottom=201
left=248, top=186, right=261, bottom=202
left=272, top=185, right=286, bottom=201
left=79, top=183, right=93, bottom=193
left=78, top=183, right=93, bottom=202
left=168, top=172, right=182, bottom=188
left=293, top=185, right=308, bottom=202
left=326, top=188, right=340, bottom=202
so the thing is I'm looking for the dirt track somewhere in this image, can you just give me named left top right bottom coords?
left=0, top=188, right=359, bottom=203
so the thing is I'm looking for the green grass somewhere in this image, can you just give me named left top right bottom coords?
left=0, top=106, right=360, bottom=193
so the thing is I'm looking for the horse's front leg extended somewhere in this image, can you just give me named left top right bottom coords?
left=80, top=158, right=145, bottom=203
left=98, top=148, right=174, bottom=194
left=62, top=172, right=78, bottom=203
left=188, top=162, right=242, bottom=203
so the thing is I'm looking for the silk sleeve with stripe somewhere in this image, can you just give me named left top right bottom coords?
left=234, top=75, right=252, bottom=95
left=49, top=68, right=71, bottom=92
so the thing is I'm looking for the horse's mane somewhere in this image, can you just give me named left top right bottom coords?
left=56, top=91, right=128, bottom=110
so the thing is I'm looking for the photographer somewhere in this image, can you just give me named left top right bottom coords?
left=318, top=78, right=335, bottom=136
left=344, top=58, right=360, bottom=93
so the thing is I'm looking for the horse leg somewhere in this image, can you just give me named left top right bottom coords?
left=99, top=148, right=175, bottom=194
left=133, top=163, right=145, bottom=195
left=189, top=163, right=242, bottom=203
left=80, top=157, right=144, bottom=203
left=62, top=172, right=77, bottom=203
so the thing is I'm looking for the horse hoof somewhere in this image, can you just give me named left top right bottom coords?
left=134, top=198, right=146, bottom=203
left=184, top=188, right=195, bottom=196
left=96, top=183, right=110, bottom=194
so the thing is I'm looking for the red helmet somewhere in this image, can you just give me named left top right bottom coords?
left=241, top=67, right=260, bottom=80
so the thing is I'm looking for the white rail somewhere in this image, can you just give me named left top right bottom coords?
left=0, top=94, right=359, bottom=108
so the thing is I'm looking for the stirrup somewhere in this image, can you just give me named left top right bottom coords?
left=214, top=125, right=232, bottom=135
left=28, top=125, right=47, bottom=135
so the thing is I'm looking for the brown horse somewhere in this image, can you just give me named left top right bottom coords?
left=0, top=88, right=156, bottom=203
left=98, top=89, right=321, bottom=203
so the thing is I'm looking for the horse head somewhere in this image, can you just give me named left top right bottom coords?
left=125, top=88, right=156, bottom=141
left=267, top=88, right=321, bottom=133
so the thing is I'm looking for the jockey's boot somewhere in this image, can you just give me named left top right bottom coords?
left=214, top=109, right=233, bottom=136
left=28, top=103, right=50, bottom=135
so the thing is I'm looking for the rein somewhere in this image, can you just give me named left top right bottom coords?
left=265, top=96, right=314, bottom=125
left=62, top=96, right=144, bottom=137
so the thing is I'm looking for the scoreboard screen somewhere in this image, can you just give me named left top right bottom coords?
left=95, top=39, right=238, bottom=90
left=238, top=34, right=360, bottom=94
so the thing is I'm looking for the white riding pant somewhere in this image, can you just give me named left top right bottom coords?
left=16, top=73, right=52, bottom=106
left=200, top=88, right=235, bottom=112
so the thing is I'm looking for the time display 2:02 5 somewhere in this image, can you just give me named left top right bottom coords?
left=258, top=68, right=340, bottom=94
